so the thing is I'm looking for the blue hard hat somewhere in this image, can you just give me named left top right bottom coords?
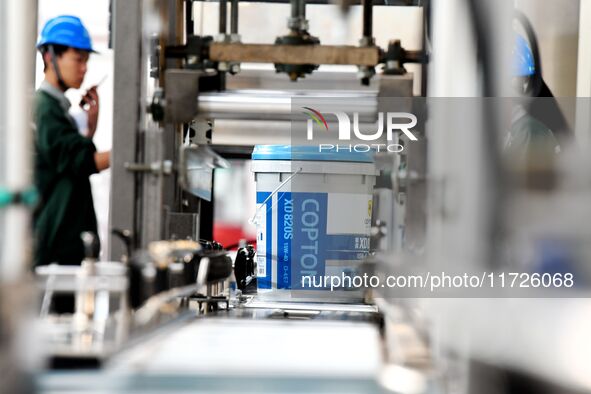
left=37, top=15, right=95, bottom=52
left=513, top=35, right=535, bottom=77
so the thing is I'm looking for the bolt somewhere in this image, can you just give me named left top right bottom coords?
left=218, top=61, right=229, bottom=72
left=386, top=60, right=398, bottom=70
left=356, top=65, right=375, bottom=80
left=229, top=63, right=241, bottom=74
left=287, top=17, right=309, bottom=32
left=215, top=33, right=231, bottom=43
left=359, top=36, right=375, bottom=47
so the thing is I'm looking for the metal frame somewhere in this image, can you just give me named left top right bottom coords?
left=109, top=0, right=425, bottom=257
left=109, top=0, right=143, bottom=260
left=111, top=0, right=205, bottom=256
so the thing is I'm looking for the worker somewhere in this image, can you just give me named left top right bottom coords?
left=34, top=16, right=110, bottom=268
left=504, top=35, right=562, bottom=159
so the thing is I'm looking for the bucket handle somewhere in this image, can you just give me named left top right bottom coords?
left=249, top=167, right=303, bottom=226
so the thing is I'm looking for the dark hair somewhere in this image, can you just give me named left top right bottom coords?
left=38, top=44, right=69, bottom=72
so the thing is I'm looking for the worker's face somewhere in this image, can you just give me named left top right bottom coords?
left=54, top=48, right=90, bottom=89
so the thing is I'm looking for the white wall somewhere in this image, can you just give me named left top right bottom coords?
left=577, top=0, right=591, bottom=97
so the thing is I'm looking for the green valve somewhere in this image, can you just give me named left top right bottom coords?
left=0, top=187, right=39, bottom=208
left=21, top=188, right=39, bottom=206
left=0, top=188, right=12, bottom=208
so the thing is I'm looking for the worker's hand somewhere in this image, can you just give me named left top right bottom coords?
left=81, top=86, right=99, bottom=139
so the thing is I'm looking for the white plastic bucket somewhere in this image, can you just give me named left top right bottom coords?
left=251, top=146, right=377, bottom=297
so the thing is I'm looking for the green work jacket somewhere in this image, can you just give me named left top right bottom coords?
left=33, top=82, right=98, bottom=266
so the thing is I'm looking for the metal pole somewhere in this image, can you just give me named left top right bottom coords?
left=110, top=0, right=143, bottom=260
left=290, top=0, right=306, bottom=23
left=288, top=0, right=307, bottom=33
left=219, top=0, right=228, bottom=34
left=0, top=2, right=38, bottom=389
left=362, top=0, right=373, bottom=42
left=0, top=0, right=37, bottom=281
left=230, top=0, right=238, bottom=34
left=185, top=0, right=194, bottom=36
left=291, top=0, right=299, bottom=19
left=195, top=90, right=378, bottom=120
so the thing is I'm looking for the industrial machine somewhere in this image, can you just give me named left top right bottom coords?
left=2, top=0, right=591, bottom=393
left=30, top=0, right=431, bottom=391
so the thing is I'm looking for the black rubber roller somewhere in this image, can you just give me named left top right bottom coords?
left=201, top=252, right=233, bottom=284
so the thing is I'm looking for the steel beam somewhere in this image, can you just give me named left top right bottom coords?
left=209, top=43, right=381, bottom=66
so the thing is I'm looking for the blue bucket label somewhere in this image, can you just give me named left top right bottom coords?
left=255, top=192, right=273, bottom=289
left=256, top=191, right=372, bottom=290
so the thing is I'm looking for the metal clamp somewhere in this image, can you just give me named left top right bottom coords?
left=124, top=160, right=173, bottom=175
left=287, top=17, right=309, bottom=32
left=215, top=34, right=242, bottom=74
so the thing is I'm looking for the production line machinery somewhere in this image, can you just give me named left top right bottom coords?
left=31, top=0, right=432, bottom=392
left=108, top=0, right=425, bottom=257
left=7, top=0, right=591, bottom=392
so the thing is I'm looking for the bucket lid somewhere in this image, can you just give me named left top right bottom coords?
left=252, top=145, right=374, bottom=163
